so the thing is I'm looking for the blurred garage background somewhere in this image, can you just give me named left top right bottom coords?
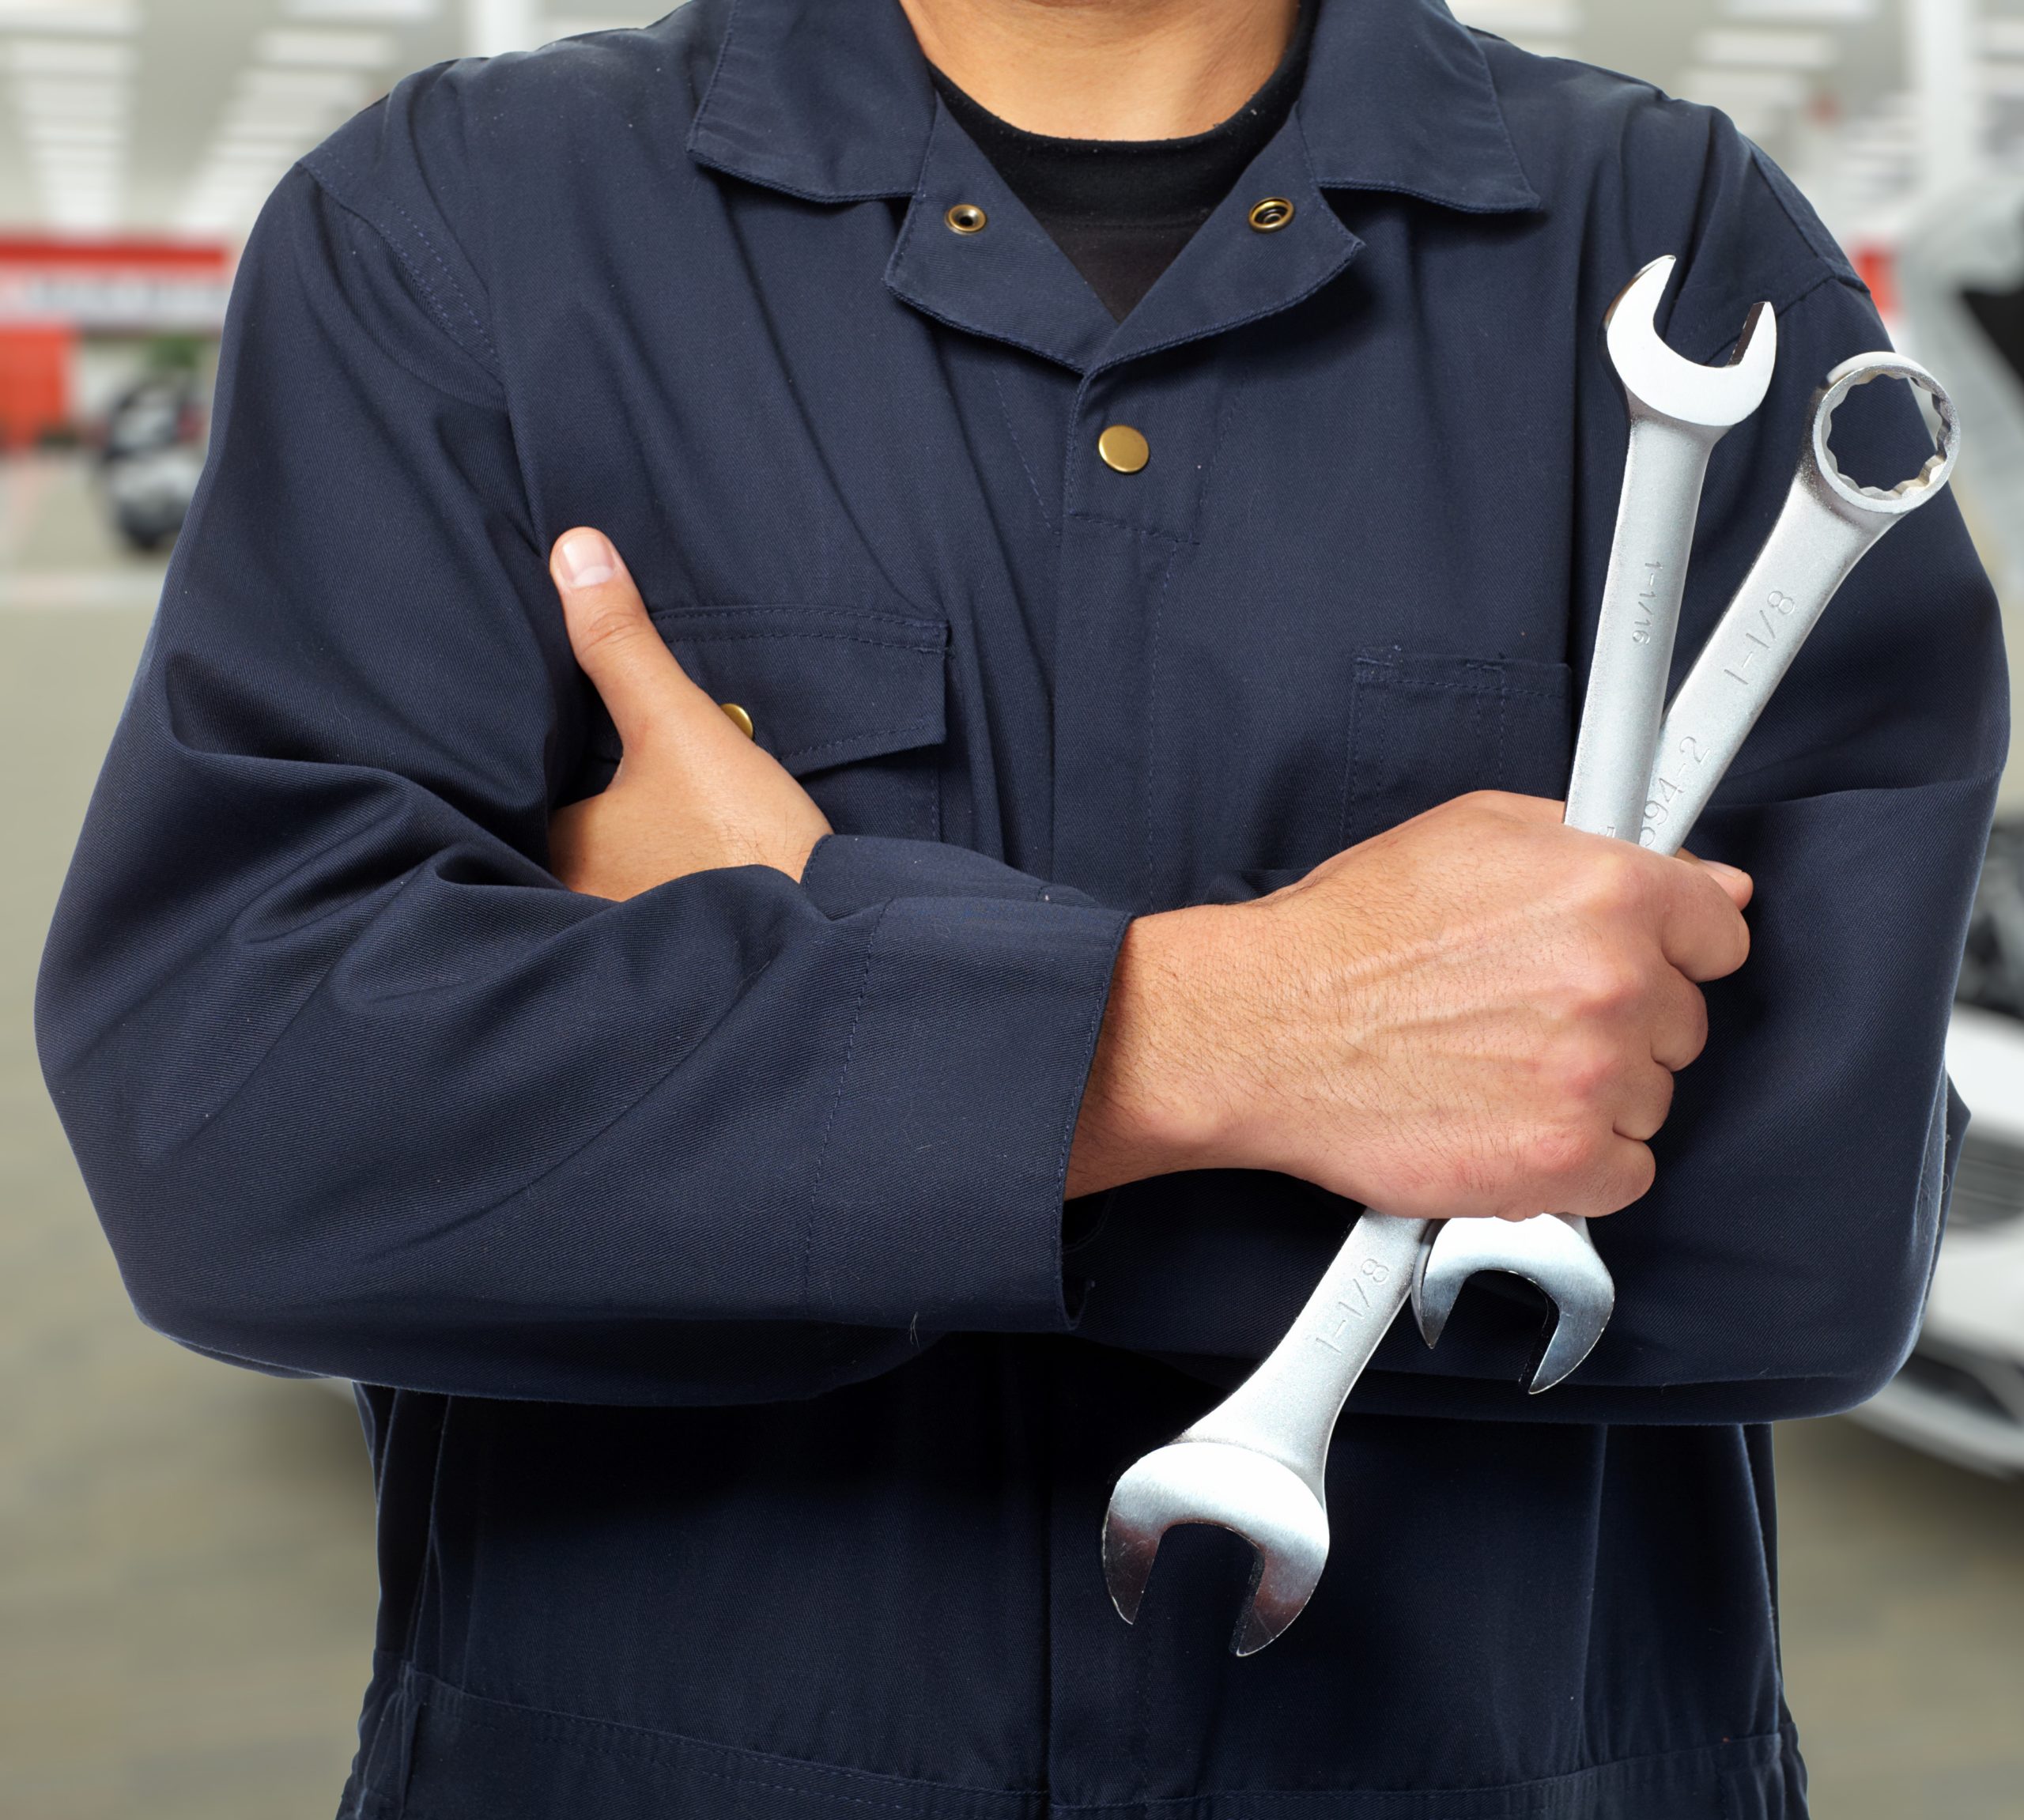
left=2, top=2, right=2022, bottom=1816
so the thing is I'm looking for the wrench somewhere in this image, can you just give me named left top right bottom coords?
left=1414, top=256, right=1777, bottom=1381
left=1568, top=255, right=1779, bottom=842
left=1101, top=263, right=1775, bottom=1656
left=1418, top=353, right=1959, bottom=1352
left=1634, top=352, right=1958, bottom=850
left=1102, top=350, right=1958, bottom=1657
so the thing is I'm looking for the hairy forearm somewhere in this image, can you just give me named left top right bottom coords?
left=1067, top=908, right=1238, bottom=1198
left=1064, top=793, right=1751, bottom=1221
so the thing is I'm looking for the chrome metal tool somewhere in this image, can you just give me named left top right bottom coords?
left=1103, top=349, right=1958, bottom=1659
left=1422, top=356, right=1962, bottom=1340
left=1414, top=256, right=1777, bottom=1372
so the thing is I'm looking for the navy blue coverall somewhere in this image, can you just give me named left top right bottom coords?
left=35, top=1, right=2007, bottom=1814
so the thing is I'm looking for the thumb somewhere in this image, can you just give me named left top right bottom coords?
left=551, top=528, right=709, bottom=749
left=1678, top=849, right=1754, bottom=911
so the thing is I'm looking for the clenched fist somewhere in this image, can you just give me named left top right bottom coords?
left=1067, top=792, right=1752, bottom=1219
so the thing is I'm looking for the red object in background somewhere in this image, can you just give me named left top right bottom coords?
left=0, top=236, right=231, bottom=448
left=0, top=325, right=75, bottom=451
left=1852, top=244, right=1898, bottom=323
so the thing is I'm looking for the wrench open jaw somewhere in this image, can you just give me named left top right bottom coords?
left=1605, top=255, right=1777, bottom=436
left=1104, top=1441, right=1328, bottom=1658
left=1099, top=1210, right=1607, bottom=1655
left=1411, top=1213, right=1616, bottom=1393
left=1100, top=1211, right=1429, bottom=1656
left=1105, top=1211, right=1617, bottom=1652
left=1569, top=256, right=1777, bottom=844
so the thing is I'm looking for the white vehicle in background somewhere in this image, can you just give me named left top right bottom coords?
left=1852, top=184, right=2024, bottom=1476
left=1853, top=999, right=2024, bottom=1476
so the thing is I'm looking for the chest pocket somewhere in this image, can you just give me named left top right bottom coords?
left=583, top=604, right=949, bottom=840
left=1342, top=652, right=1574, bottom=848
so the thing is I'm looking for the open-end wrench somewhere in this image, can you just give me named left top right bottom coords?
left=1413, top=257, right=1777, bottom=1384
left=1103, top=351, right=1958, bottom=1658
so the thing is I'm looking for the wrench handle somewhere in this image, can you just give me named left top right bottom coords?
left=1640, top=480, right=1882, bottom=855
left=1474, top=357, right=1953, bottom=1379
left=1184, top=1211, right=1427, bottom=1482
left=1565, top=413, right=1721, bottom=840
left=1643, top=350, right=1958, bottom=854
left=1467, top=481, right=1878, bottom=1347
left=1473, top=421, right=1726, bottom=1336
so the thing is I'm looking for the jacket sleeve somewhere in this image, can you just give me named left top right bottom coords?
left=33, top=155, right=1129, bottom=1406
left=1071, top=129, right=2009, bottom=1425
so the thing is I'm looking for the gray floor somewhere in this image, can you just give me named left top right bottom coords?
left=2, top=456, right=2019, bottom=1818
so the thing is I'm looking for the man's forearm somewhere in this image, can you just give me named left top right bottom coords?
left=1067, top=908, right=1240, bottom=1198
left=1064, top=793, right=1752, bottom=1221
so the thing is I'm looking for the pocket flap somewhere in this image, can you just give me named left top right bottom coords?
left=1345, top=651, right=1573, bottom=845
left=626, top=605, right=949, bottom=777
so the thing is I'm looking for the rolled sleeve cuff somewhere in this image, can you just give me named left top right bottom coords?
left=802, top=882, right=1131, bottom=1335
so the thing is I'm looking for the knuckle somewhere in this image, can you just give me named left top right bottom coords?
left=1673, top=987, right=1710, bottom=1063
left=1520, top=1120, right=1601, bottom=1189
left=572, top=601, right=647, bottom=656
left=1547, top=1032, right=1618, bottom=1105
left=1576, top=953, right=1645, bottom=1018
left=1577, top=846, right=1648, bottom=918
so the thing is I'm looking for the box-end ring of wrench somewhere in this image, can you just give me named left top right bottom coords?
left=1102, top=351, right=1959, bottom=1658
left=1421, top=353, right=1962, bottom=1346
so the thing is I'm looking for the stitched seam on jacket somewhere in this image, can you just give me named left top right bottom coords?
left=802, top=904, right=887, bottom=1312
left=1137, top=384, right=1240, bottom=903
left=650, top=606, right=946, bottom=633
left=1051, top=1731, right=1788, bottom=1812
left=304, top=139, right=497, bottom=361
left=779, top=718, right=942, bottom=765
left=662, top=629, right=946, bottom=652
left=383, top=194, right=500, bottom=363
left=379, top=1665, right=1787, bottom=1816
left=1138, top=536, right=1188, bottom=906
left=391, top=1667, right=1044, bottom=1806
left=298, top=149, right=500, bottom=377
left=1454, top=33, right=1543, bottom=213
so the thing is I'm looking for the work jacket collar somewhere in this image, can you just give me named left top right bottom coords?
left=688, top=0, right=1541, bottom=214
left=687, top=0, right=1539, bottom=374
left=880, top=104, right=1357, bottom=376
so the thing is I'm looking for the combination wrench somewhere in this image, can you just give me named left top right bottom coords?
left=1415, top=255, right=1776, bottom=1380
left=1416, top=351, right=1961, bottom=1345
left=1102, top=349, right=1961, bottom=1657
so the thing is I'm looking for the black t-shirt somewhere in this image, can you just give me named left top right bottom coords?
left=930, top=10, right=1314, bottom=321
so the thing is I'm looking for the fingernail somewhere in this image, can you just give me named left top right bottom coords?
left=1703, top=860, right=1747, bottom=883
left=556, top=531, right=621, bottom=590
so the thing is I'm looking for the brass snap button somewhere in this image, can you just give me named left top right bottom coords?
left=945, top=202, right=987, bottom=235
left=1248, top=196, right=1294, bottom=232
left=720, top=702, right=755, bottom=738
left=1097, top=424, right=1150, bottom=474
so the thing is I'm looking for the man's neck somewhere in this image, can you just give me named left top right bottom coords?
left=896, top=0, right=1301, bottom=141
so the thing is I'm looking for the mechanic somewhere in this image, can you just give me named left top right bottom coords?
left=36, top=0, right=2004, bottom=1815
